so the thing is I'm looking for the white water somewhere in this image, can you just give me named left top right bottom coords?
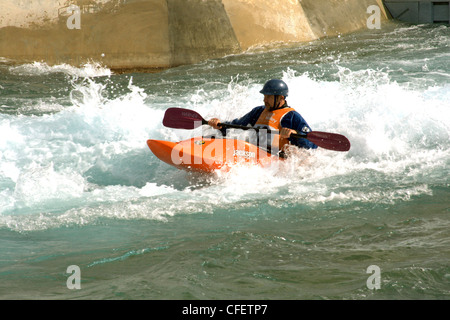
left=8, top=61, right=112, bottom=78
left=0, top=60, right=449, bottom=232
left=1, top=24, right=449, bottom=300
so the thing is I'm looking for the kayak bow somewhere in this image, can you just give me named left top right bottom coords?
left=147, top=137, right=277, bottom=172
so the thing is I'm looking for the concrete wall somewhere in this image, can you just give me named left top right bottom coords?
left=221, top=0, right=317, bottom=50
left=0, top=0, right=172, bottom=70
left=167, top=0, right=240, bottom=67
left=302, top=0, right=387, bottom=37
left=0, top=0, right=388, bottom=71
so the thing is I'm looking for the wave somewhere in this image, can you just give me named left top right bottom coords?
left=8, top=61, right=112, bottom=78
left=0, top=60, right=448, bottom=232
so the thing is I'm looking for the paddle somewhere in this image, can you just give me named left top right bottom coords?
left=163, top=107, right=351, bottom=152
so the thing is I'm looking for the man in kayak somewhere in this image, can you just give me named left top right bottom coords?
left=208, top=79, right=318, bottom=155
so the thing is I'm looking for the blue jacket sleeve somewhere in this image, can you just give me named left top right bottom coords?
left=281, top=111, right=318, bottom=149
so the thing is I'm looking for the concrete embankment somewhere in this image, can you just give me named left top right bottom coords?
left=0, top=0, right=388, bottom=72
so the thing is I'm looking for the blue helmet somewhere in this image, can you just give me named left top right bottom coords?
left=259, top=79, right=289, bottom=97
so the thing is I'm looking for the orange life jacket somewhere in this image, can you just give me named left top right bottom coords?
left=254, top=107, right=295, bottom=153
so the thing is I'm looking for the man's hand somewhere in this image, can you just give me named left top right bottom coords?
left=208, top=118, right=222, bottom=130
left=280, top=128, right=297, bottom=139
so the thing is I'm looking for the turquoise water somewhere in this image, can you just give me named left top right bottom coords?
left=0, top=22, right=449, bottom=300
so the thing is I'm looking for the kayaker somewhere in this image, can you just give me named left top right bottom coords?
left=208, top=79, right=318, bottom=155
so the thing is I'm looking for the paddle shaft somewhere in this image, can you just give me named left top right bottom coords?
left=206, top=119, right=308, bottom=140
left=163, top=107, right=350, bottom=151
left=205, top=119, right=351, bottom=152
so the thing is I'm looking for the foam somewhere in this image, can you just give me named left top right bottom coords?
left=8, top=61, right=112, bottom=78
left=1, top=64, right=448, bottom=231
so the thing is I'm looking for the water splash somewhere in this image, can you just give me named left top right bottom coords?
left=8, top=61, right=112, bottom=78
left=0, top=49, right=448, bottom=232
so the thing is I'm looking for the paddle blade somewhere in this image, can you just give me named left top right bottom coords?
left=162, top=107, right=206, bottom=129
left=307, top=131, right=351, bottom=152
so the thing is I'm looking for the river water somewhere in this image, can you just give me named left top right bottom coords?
left=0, top=21, right=449, bottom=300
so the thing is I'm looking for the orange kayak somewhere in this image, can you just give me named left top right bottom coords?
left=147, top=137, right=279, bottom=172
